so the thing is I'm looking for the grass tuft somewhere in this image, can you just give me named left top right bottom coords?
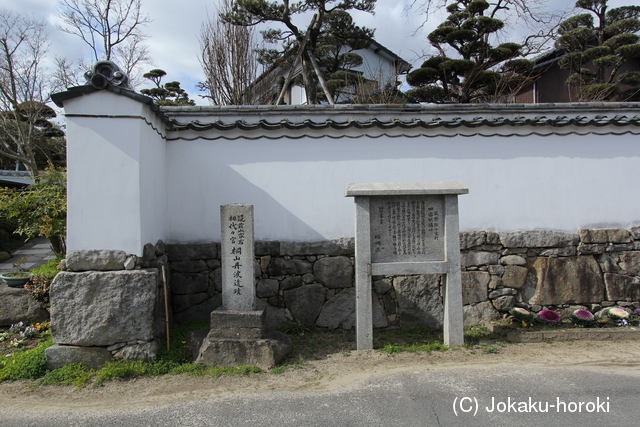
left=39, top=363, right=93, bottom=388
left=0, top=338, right=52, bottom=381
left=94, top=360, right=149, bottom=386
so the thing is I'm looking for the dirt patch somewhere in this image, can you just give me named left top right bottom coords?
left=1, top=338, right=639, bottom=412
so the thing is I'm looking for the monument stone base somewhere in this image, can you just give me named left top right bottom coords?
left=194, top=308, right=291, bottom=369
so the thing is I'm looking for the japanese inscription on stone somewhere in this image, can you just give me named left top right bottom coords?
left=369, top=195, right=445, bottom=263
left=221, top=204, right=255, bottom=311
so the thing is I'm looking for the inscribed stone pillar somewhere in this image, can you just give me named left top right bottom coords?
left=221, top=204, right=255, bottom=311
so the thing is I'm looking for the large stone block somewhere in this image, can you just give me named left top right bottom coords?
left=540, top=247, right=577, bottom=257
left=256, top=279, right=279, bottom=298
left=599, top=253, right=622, bottom=274
left=459, top=231, right=486, bottom=250
left=267, top=258, right=312, bottom=276
left=604, top=273, right=640, bottom=301
left=502, top=266, right=528, bottom=289
left=210, top=309, right=265, bottom=329
left=65, top=250, right=127, bottom=271
left=619, top=252, right=640, bottom=276
left=280, top=238, right=354, bottom=256
left=171, top=272, right=208, bottom=295
left=492, top=295, right=515, bottom=312
left=529, top=256, right=604, bottom=305
left=50, top=270, right=159, bottom=346
left=461, top=271, right=490, bottom=305
left=462, top=301, right=500, bottom=326
left=628, top=226, right=640, bottom=240
left=500, top=255, right=526, bottom=266
left=167, top=243, right=217, bottom=261
left=578, top=243, right=606, bottom=255
left=461, top=251, right=499, bottom=267
left=174, top=294, right=222, bottom=324
left=499, top=230, right=579, bottom=248
left=255, top=300, right=290, bottom=331
left=0, top=285, right=49, bottom=327
left=579, top=228, right=632, bottom=244
left=373, top=278, right=393, bottom=295
left=195, top=332, right=291, bottom=369
left=173, top=292, right=210, bottom=313
left=315, top=288, right=387, bottom=330
left=113, top=340, right=160, bottom=362
left=280, top=276, right=302, bottom=290
left=170, top=260, right=208, bottom=273
left=313, top=256, right=353, bottom=289
left=283, top=283, right=326, bottom=324
left=393, top=275, right=443, bottom=330
left=45, top=345, right=113, bottom=370
left=255, top=241, right=280, bottom=256
left=316, top=287, right=356, bottom=329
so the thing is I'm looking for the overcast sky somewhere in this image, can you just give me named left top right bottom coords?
left=0, top=0, right=632, bottom=105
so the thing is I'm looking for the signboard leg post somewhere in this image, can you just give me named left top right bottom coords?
left=443, top=195, right=464, bottom=346
left=355, top=197, right=373, bottom=350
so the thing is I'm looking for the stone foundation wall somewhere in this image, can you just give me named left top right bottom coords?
left=47, top=248, right=170, bottom=369
left=168, top=227, right=640, bottom=330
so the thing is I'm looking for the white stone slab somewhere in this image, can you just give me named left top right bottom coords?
left=221, top=204, right=255, bottom=311
left=345, top=182, right=469, bottom=197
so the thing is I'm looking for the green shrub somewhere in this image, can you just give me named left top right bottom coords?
left=147, top=359, right=180, bottom=376
left=206, top=365, right=261, bottom=378
left=29, top=257, right=61, bottom=278
left=0, top=338, right=52, bottom=381
left=25, top=257, right=61, bottom=310
left=38, top=363, right=93, bottom=388
left=169, top=363, right=206, bottom=376
left=94, top=360, right=149, bottom=386
left=0, top=166, right=67, bottom=257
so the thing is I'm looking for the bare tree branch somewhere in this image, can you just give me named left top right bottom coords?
left=198, top=0, right=268, bottom=105
left=57, top=0, right=152, bottom=80
left=0, top=10, right=60, bottom=175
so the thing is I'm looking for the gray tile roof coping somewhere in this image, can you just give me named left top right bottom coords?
left=50, top=84, right=640, bottom=133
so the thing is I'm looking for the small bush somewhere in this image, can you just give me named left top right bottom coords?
left=23, top=257, right=61, bottom=310
left=206, top=365, right=261, bottom=378
left=147, top=359, right=180, bottom=376
left=94, top=360, right=149, bottom=386
left=39, top=363, right=93, bottom=388
left=0, top=338, right=52, bottom=381
left=168, top=363, right=206, bottom=376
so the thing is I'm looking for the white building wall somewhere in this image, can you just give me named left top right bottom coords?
left=165, top=131, right=640, bottom=243
left=60, top=92, right=640, bottom=252
left=64, top=91, right=166, bottom=255
left=353, top=48, right=399, bottom=87
left=139, top=109, right=167, bottom=248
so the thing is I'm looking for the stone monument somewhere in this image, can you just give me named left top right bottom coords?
left=195, top=204, right=290, bottom=368
left=345, top=182, right=468, bottom=349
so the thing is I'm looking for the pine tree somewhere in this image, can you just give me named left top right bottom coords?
left=555, top=0, right=640, bottom=101
left=223, top=0, right=376, bottom=104
left=405, top=0, right=534, bottom=103
left=140, top=69, right=196, bottom=106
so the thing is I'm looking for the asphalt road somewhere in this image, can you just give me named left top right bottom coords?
left=1, top=363, right=638, bottom=427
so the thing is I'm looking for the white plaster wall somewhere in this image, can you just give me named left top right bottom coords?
left=64, top=91, right=166, bottom=255
left=64, top=93, right=640, bottom=251
left=139, top=111, right=167, bottom=248
left=165, top=132, right=640, bottom=243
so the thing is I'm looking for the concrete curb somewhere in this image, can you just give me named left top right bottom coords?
left=506, top=327, right=640, bottom=343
